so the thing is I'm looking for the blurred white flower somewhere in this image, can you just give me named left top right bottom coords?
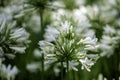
left=34, top=49, right=42, bottom=58
left=26, top=62, right=40, bottom=73
left=38, top=41, right=55, bottom=53
left=100, top=9, right=118, bottom=23
left=73, top=7, right=88, bottom=22
left=79, top=58, right=94, bottom=72
left=9, top=46, right=26, bottom=53
left=104, top=25, right=116, bottom=35
left=10, top=28, right=30, bottom=43
left=86, top=5, right=99, bottom=20
left=76, top=0, right=86, bottom=6
left=44, top=25, right=59, bottom=41
left=80, top=37, right=98, bottom=46
left=0, top=64, right=18, bottom=80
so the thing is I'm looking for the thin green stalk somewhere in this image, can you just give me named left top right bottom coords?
left=66, top=59, right=69, bottom=80
left=41, top=53, right=44, bottom=80
left=39, top=8, right=45, bottom=80
left=61, top=61, right=64, bottom=80
left=39, top=8, right=44, bottom=40
left=66, top=60, right=69, bottom=72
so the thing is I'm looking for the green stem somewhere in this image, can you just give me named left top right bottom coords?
left=61, top=62, right=64, bottom=80
left=39, top=8, right=44, bottom=40
left=66, top=60, right=69, bottom=80
left=39, top=8, right=45, bottom=80
left=41, top=53, right=44, bottom=80
left=66, top=60, right=69, bottom=72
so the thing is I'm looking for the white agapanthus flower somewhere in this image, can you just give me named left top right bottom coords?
left=26, top=62, right=40, bottom=73
left=44, top=25, right=59, bottom=41
left=9, top=27, right=30, bottom=53
left=104, top=25, right=116, bottom=35
left=10, top=28, right=30, bottom=43
left=99, top=25, right=120, bottom=57
left=79, top=58, right=94, bottom=72
left=73, top=6, right=88, bottom=22
left=9, top=46, right=26, bottom=53
left=39, top=21, right=99, bottom=72
left=80, top=37, right=97, bottom=46
left=0, top=21, right=30, bottom=59
left=34, top=49, right=42, bottom=58
left=85, top=5, right=100, bottom=20
left=0, top=64, right=18, bottom=80
left=45, top=7, right=94, bottom=42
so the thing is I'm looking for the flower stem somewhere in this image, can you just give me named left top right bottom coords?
left=39, top=8, right=44, bottom=40
left=39, top=8, right=45, bottom=80
left=66, top=59, right=69, bottom=80
left=66, top=60, right=69, bottom=72
left=61, top=61, right=64, bottom=80
left=41, top=53, right=44, bottom=80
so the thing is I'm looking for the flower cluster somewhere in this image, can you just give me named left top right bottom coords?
left=0, top=63, right=18, bottom=80
left=0, top=21, right=30, bottom=79
left=0, top=21, right=30, bottom=58
left=39, top=21, right=99, bottom=72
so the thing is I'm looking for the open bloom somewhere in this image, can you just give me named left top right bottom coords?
left=39, top=21, right=99, bottom=72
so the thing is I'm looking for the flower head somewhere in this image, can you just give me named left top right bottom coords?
left=39, top=21, right=99, bottom=71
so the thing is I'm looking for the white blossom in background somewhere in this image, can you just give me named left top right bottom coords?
left=0, top=21, right=30, bottom=55
left=72, top=6, right=88, bottom=22
left=0, top=20, right=29, bottom=79
left=39, top=21, right=99, bottom=72
left=0, top=0, right=25, bottom=24
left=10, top=28, right=30, bottom=43
left=85, top=5, right=100, bottom=20
left=26, top=62, right=40, bottom=73
left=45, top=6, right=96, bottom=42
left=44, top=25, right=59, bottom=41
left=75, top=0, right=86, bottom=6
left=0, top=64, right=18, bottom=80
left=99, top=25, right=120, bottom=57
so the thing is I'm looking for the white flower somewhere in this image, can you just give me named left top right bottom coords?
left=39, top=21, right=99, bottom=72
left=79, top=58, right=94, bottom=72
left=38, top=41, right=55, bottom=54
left=26, top=62, right=40, bottom=73
left=85, top=45, right=99, bottom=51
left=73, top=7, right=88, bottom=22
left=104, top=25, right=116, bottom=34
left=84, top=30, right=95, bottom=38
left=34, top=49, right=42, bottom=58
left=80, top=37, right=98, bottom=46
left=101, top=35, right=118, bottom=44
left=9, top=46, right=26, bottom=53
left=101, top=9, right=118, bottom=22
left=99, top=43, right=114, bottom=57
left=59, top=21, right=72, bottom=33
left=1, top=64, right=18, bottom=80
left=44, top=25, right=59, bottom=41
left=85, top=5, right=99, bottom=20
left=10, top=28, right=30, bottom=43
